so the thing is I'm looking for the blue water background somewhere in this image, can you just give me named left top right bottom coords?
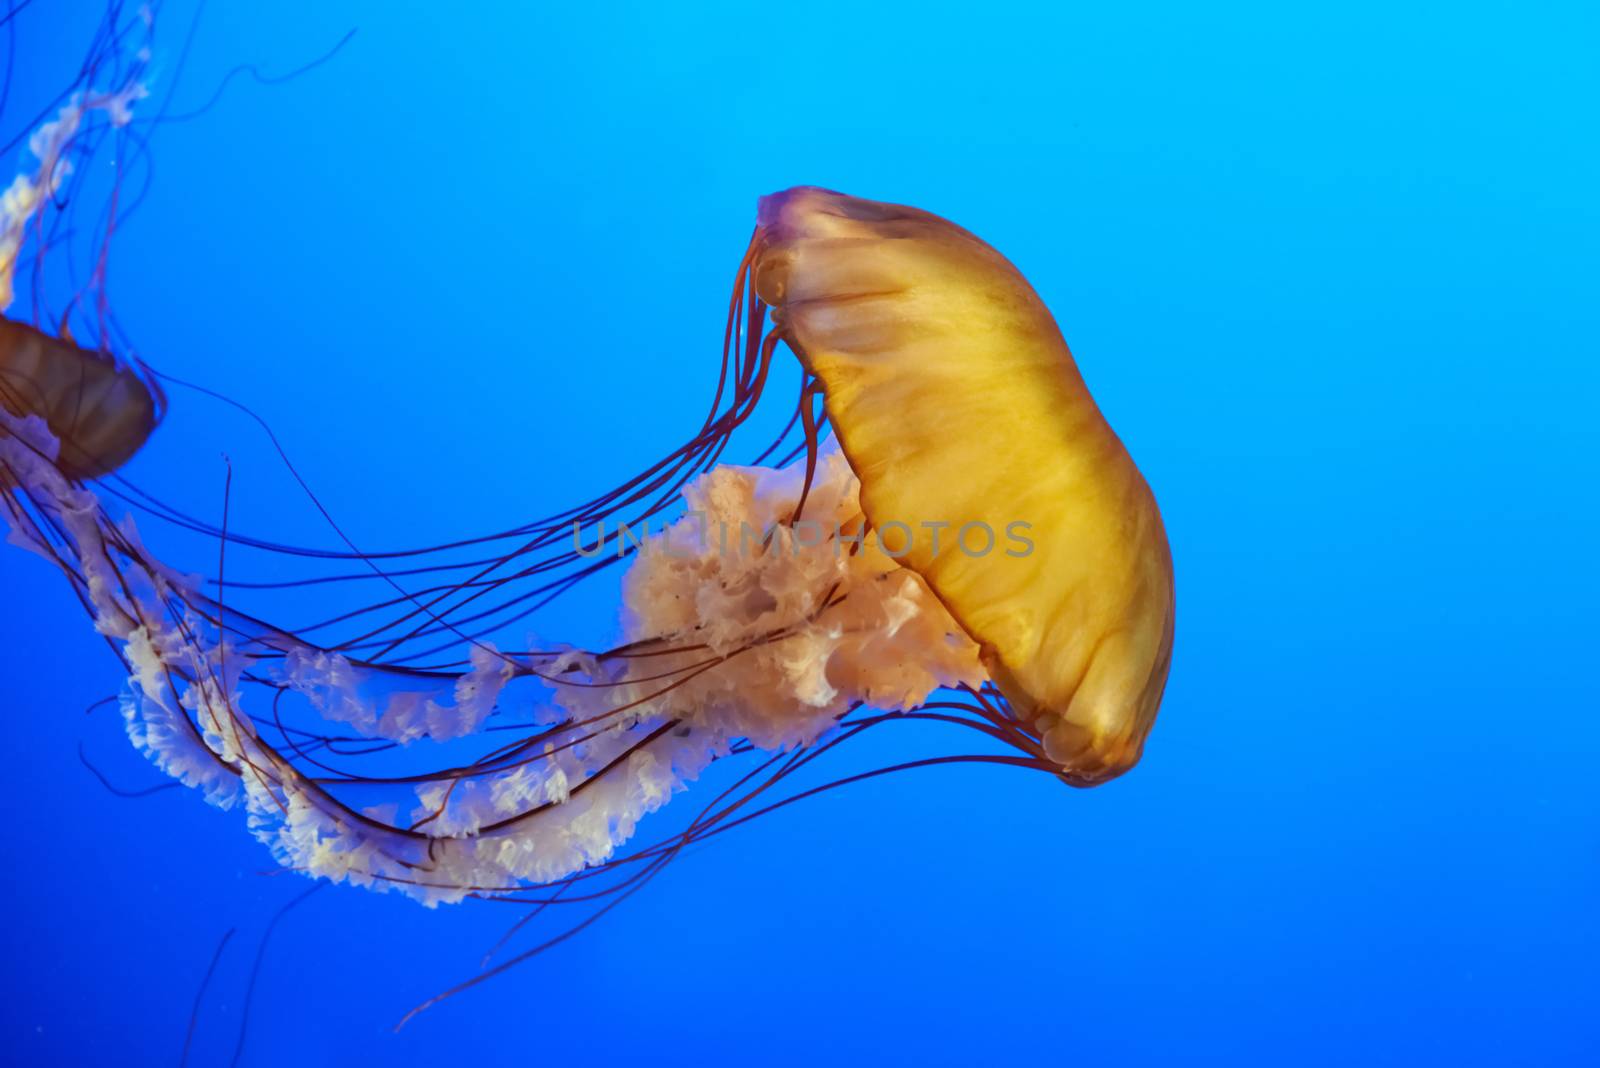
left=3, top=2, right=1596, bottom=1064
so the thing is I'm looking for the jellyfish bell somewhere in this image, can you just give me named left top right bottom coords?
left=750, top=186, right=1175, bottom=782
left=0, top=319, right=163, bottom=480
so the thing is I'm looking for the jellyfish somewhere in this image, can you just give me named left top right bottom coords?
left=0, top=7, right=1172, bottom=1016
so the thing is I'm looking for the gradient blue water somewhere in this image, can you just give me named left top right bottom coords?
left=4, top=2, right=1597, bottom=1064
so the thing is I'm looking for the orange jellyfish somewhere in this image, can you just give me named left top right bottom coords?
left=3, top=133, right=1173, bottom=1008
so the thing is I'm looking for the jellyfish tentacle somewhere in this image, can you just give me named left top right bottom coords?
left=789, top=372, right=824, bottom=524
